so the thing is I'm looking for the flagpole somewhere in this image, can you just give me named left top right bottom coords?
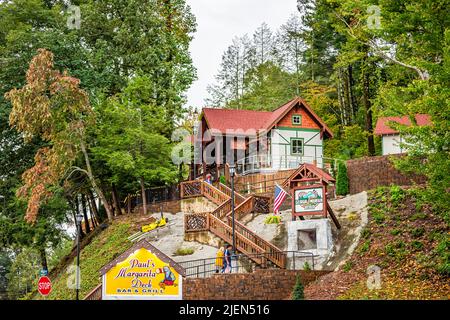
left=274, top=182, right=292, bottom=199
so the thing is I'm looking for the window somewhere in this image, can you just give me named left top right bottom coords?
left=297, top=229, right=317, bottom=250
left=291, top=138, right=304, bottom=155
left=292, top=114, right=302, bottom=125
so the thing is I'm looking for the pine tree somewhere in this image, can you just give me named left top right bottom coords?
left=291, top=274, right=304, bottom=300
left=336, top=162, right=349, bottom=196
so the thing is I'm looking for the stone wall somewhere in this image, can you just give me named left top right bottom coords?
left=183, top=269, right=329, bottom=300
left=346, top=155, right=426, bottom=194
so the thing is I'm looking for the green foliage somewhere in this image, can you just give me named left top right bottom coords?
left=385, top=241, right=408, bottom=262
left=410, top=240, right=424, bottom=251
left=371, top=208, right=385, bottom=225
left=219, top=175, right=227, bottom=185
left=174, top=248, right=195, bottom=256
left=336, top=162, right=349, bottom=196
left=303, top=262, right=311, bottom=271
left=36, top=222, right=132, bottom=300
left=342, top=261, right=353, bottom=272
left=410, top=212, right=428, bottom=221
left=390, top=229, right=402, bottom=236
left=410, top=227, right=425, bottom=238
left=389, top=185, right=405, bottom=206
left=291, top=274, right=304, bottom=300
left=359, top=239, right=371, bottom=255
left=361, top=227, right=371, bottom=239
left=264, top=215, right=282, bottom=224
left=6, top=248, right=40, bottom=299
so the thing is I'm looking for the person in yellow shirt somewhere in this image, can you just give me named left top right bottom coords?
left=215, top=247, right=224, bottom=273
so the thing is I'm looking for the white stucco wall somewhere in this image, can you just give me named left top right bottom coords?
left=270, top=128, right=324, bottom=169
left=382, top=134, right=405, bottom=155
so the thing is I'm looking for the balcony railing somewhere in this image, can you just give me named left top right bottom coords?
left=236, top=154, right=337, bottom=175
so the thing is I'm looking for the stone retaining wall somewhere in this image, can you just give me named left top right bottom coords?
left=183, top=269, right=329, bottom=300
left=346, top=155, right=426, bottom=194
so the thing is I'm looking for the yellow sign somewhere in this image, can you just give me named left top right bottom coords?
left=101, top=241, right=183, bottom=300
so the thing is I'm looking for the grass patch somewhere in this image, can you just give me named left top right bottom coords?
left=36, top=222, right=132, bottom=300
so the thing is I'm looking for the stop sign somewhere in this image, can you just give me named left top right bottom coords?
left=38, top=276, right=52, bottom=296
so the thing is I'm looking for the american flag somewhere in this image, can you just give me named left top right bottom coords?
left=273, top=184, right=288, bottom=214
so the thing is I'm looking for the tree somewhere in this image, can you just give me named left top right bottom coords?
left=253, top=22, right=274, bottom=66
left=92, top=76, right=179, bottom=214
left=5, top=49, right=114, bottom=222
left=80, top=0, right=197, bottom=135
left=336, top=161, right=349, bottom=196
left=291, top=274, right=305, bottom=300
left=207, top=35, right=255, bottom=108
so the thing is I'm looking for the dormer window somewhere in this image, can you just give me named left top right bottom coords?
left=292, top=114, right=302, bottom=125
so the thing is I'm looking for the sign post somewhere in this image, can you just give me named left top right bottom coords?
left=38, top=276, right=52, bottom=297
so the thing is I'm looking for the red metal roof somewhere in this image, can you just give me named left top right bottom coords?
left=374, top=114, right=432, bottom=135
left=202, top=108, right=272, bottom=134
left=200, top=97, right=333, bottom=138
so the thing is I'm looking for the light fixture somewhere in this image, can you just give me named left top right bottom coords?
left=76, top=213, right=83, bottom=224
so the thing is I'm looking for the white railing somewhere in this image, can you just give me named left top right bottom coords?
left=236, top=154, right=339, bottom=175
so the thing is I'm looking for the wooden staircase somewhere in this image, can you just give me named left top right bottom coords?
left=181, top=180, right=286, bottom=268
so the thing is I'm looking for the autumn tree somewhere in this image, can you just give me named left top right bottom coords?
left=6, top=49, right=114, bottom=223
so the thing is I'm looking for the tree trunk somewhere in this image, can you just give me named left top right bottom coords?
left=87, top=189, right=101, bottom=224
left=81, top=194, right=91, bottom=233
left=140, top=177, right=147, bottom=215
left=111, top=183, right=122, bottom=216
left=80, top=140, right=114, bottom=221
left=362, top=58, right=376, bottom=156
left=39, top=248, right=48, bottom=272
left=127, top=194, right=132, bottom=214
left=348, top=65, right=358, bottom=118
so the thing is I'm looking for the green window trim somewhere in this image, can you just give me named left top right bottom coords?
left=290, top=137, right=304, bottom=155
left=292, top=114, right=302, bottom=125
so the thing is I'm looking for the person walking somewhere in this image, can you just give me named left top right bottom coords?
left=223, top=245, right=233, bottom=273
left=215, top=247, right=224, bottom=273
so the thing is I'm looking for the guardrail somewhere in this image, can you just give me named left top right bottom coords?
left=178, top=251, right=316, bottom=278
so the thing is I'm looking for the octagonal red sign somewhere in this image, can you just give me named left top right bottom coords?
left=38, top=276, right=52, bottom=296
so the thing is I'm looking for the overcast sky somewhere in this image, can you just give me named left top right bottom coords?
left=186, top=0, right=299, bottom=110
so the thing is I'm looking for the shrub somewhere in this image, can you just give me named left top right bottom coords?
left=303, top=262, right=311, bottom=271
left=291, top=274, right=304, bottom=300
left=336, top=162, right=349, bottom=196
left=265, top=215, right=281, bottom=224
left=174, top=248, right=194, bottom=256
left=219, top=175, right=226, bottom=185
left=390, top=229, right=402, bottom=236
left=390, top=185, right=405, bottom=206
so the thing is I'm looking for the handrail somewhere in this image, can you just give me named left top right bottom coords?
left=84, top=283, right=102, bottom=300
left=209, top=214, right=266, bottom=265
left=179, top=250, right=317, bottom=278
left=217, top=182, right=247, bottom=205
left=225, top=196, right=254, bottom=220
left=211, top=199, right=232, bottom=219
left=201, top=181, right=230, bottom=205
left=226, top=217, right=286, bottom=268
